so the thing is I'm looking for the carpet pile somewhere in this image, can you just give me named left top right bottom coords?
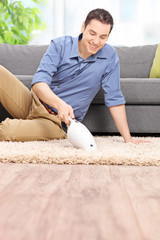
left=0, top=136, right=160, bottom=166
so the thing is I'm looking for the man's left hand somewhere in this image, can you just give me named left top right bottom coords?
left=126, top=138, right=152, bottom=144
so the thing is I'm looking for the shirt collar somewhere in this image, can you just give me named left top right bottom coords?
left=70, top=33, right=107, bottom=61
left=69, top=35, right=80, bottom=59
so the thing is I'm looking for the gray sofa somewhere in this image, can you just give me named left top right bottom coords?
left=0, top=43, right=159, bottom=134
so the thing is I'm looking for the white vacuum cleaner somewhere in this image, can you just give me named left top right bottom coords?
left=62, top=117, right=97, bottom=151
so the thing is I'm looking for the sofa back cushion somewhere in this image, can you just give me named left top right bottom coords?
left=0, top=44, right=48, bottom=75
left=0, top=43, right=157, bottom=78
left=115, top=44, right=158, bottom=78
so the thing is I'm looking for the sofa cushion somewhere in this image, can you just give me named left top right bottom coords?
left=0, top=43, right=157, bottom=78
left=150, top=44, right=160, bottom=78
left=92, top=78, right=160, bottom=105
left=120, top=78, right=160, bottom=104
left=0, top=44, right=48, bottom=75
left=115, top=44, right=158, bottom=78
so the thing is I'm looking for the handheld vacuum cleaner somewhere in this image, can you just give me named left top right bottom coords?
left=61, top=117, right=97, bottom=151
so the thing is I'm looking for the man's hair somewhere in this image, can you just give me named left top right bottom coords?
left=84, top=8, right=114, bottom=33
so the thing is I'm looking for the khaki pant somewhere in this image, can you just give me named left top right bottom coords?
left=0, top=65, right=66, bottom=141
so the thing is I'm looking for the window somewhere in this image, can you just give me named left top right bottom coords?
left=30, top=0, right=160, bottom=46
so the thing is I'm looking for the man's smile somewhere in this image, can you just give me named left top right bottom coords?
left=89, top=42, right=99, bottom=50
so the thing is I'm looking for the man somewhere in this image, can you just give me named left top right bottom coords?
left=0, top=8, right=149, bottom=143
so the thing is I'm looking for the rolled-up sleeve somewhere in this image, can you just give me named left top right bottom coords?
left=31, top=40, right=61, bottom=86
left=102, top=52, right=126, bottom=107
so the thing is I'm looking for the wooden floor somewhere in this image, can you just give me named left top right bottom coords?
left=0, top=163, right=160, bottom=240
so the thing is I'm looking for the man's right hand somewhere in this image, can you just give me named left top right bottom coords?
left=57, top=100, right=75, bottom=125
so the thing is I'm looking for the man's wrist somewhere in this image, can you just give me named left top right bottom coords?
left=124, top=135, right=132, bottom=143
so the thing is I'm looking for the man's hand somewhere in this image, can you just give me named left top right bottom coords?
left=125, top=137, right=152, bottom=144
left=57, top=101, right=74, bottom=125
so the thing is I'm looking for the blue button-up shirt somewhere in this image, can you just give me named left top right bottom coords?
left=31, top=34, right=125, bottom=122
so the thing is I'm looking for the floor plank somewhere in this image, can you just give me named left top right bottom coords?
left=120, top=166, right=160, bottom=240
left=0, top=163, right=160, bottom=240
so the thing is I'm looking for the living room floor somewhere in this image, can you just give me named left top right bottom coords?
left=0, top=163, right=160, bottom=240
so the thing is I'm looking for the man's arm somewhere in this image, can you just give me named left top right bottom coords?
left=109, top=104, right=151, bottom=144
left=32, top=82, right=74, bottom=125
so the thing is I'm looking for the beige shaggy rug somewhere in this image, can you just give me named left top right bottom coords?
left=0, top=136, right=160, bottom=166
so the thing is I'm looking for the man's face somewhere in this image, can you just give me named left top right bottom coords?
left=80, top=19, right=111, bottom=58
